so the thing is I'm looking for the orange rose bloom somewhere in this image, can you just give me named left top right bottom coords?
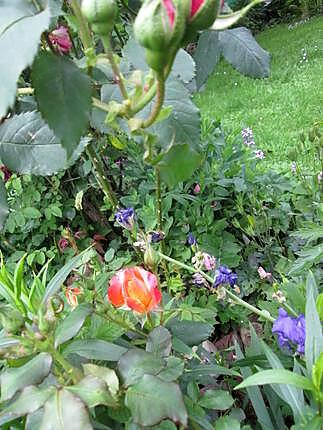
left=108, top=267, right=162, bottom=313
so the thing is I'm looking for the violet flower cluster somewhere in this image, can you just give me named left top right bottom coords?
left=213, top=266, right=237, bottom=288
left=115, top=207, right=136, bottom=230
left=272, top=308, right=306, bottom=354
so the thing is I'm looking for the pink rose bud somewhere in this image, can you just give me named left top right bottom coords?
left=193, top=183, right=201, bottom=194
left=49, top=26, right=72, bottom=55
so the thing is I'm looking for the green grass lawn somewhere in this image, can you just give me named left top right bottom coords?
left=195, top=16, right=323, bottom=171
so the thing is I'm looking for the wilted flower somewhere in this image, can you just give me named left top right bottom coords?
left=192, top=273, right=208, bottom=287
left=213, top=265, right=237, bottom=288
left=149, top=231, right=165, bottom=243
left=254, top=149, right=265, bottom=159
left=258, top=266, right=272, bottom=280
left=49, top=25, right=72, bottom=55
left=193, top=183, right=201, bottom=194
left=115, top=207, right=135, bottom=230
left=272, top=308, right=305, bottom=354
left=187, top=232, right=197, bottom=246
left=241, top=128, right=255, bottom=146
left=108, top=266, right=162, bottom=313
left=74, top=230, right=86, bottom=240
left=0, top=165, right=12, bottom=182
left=272, top=290, right=286, bottom=303
left=58, top=238, right=69, bottom=252
left=65, top=286, right=82, bottom=308
left=202, top=253, right=216, bottom=271
left=290, top=162, right=297, bottom=174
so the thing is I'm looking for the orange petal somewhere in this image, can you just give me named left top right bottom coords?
left=126, top=297, right=147, bottom=313
left=108, top=272, right=125, bottom=307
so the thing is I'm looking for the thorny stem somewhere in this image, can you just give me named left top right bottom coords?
left=86, top=144, right=118, bottom=209
left=101, top=34, right=129, bottom=100
left=47, top=345, right=82, bottom=384
left=142, top=72, right=165, bottom=128
left=155, top=168, right=163, bottom=234
left=96, top=310, right=148, bottom=338
left=157, top=251, right=275, bottom=323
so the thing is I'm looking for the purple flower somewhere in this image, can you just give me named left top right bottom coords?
left=187, top=232, right=197, bottom=246
left=192, top=273, right=208, bottom=287
left=0, top=165, right=12, bottom=182
left=193, top=183, right=201, bottom=194
left=241, top=128, right=255, bottom=146
left=115, top=207, right=135, bottom=230
left=254, top=150, right=265, bottom=159
left=149, top=231, right=165, bottom=243
left=213, top=265, right=237, bottom=288
left=272, top=308, right=305, bottom=354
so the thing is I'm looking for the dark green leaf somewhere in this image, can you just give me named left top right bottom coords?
left=219, top=27, right=270, bottom=78
left=157, top=357, right=184, bottom=382
left=171, top=49, right=196, bottom=84
left=40, top=388, right=92, bottom=430
left=32, top=52, right=92, bottom=157
left=288, top=244, right=323, bottom=275
left=0, top=112, right=90, bottom=175
left=67, top=375, right=118, bottom=408
left=125, top=374, right=187, bottom=427
left=183, top=364, right=240, bottom=381
left=64, top=339, right=127, bottom=361
left=55, top=303, right=92, bottom=347
left=211, top=0, right=265, bottom=30
left=166, top=319, right=213, bottom=346
left=0, top=352, right=52, bottom=401
left=0, top=6, right=50, bottom=117
left=199, top=389, right=234, bottom=410
left=0, top=386, right=54, bottom=426
left=194, top=31, right=221, bottom=90
left=305, top=272, right=323, bottom=377
left=118, top=349, right=165, bottom=387
left=146, top=326, right=172, bottom=357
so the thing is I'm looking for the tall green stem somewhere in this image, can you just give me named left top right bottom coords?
left=70, top=0, right=92, bottom=51
left=86, top=144, right=118, bottom=209
left=48, top=345, right=82, bottom=384
left=157, top=251, right=275, bottom=323
left=155, top=168, right=163, bottom=233
left=142, top=72, right=165, bottom=128
left=101, top=34, right=128, bottom=100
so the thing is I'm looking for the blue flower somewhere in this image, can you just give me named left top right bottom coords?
left=115, top=207, right=135, bottom=230
left=187, top=232, right=197, bottom=246
left=213, top=265, right=237, bottom=288
left=272, top=308, right=305, bottom=354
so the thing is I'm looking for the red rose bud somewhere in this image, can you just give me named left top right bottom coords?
left=49, top=26, right=72, bottom=55
left=185, top=0, right=220, bottom=38
left=134, top=0, right=186, bottom=71
left=81, top=0, right=118, bottom=35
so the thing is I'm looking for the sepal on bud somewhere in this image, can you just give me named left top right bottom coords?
left=184, top=0, right=220, bottom=41
left=81, top=0, right=118, bottom=35
left=134, top=0, right=186, bottom=71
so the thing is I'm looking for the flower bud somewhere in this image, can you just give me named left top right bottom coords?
left=134, top=0, right=186, bottom=71
left=81, top=0, right=118, bottom=35
left=184, top=0, right=220, bottom=41
left=144, top=245, right=159, bottom=270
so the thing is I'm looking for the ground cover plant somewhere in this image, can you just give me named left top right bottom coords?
left=0, top=0, right=322, bottom=429
left=196, top=15, right=323, bottom=170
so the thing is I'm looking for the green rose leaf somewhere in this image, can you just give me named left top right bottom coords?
left=40, top=389, right=92, bottom=430
left=125, top=374, right=188, bottom=427
left=0, top=353, right=52, bottom=402
left=198, top=389, right=234, bottom=410
left=0, top=112, right=90, bottom=175
left=146, top=326, right=172, bottom=357
left=32, top=52, right=92, bottom=157
left=63, top=339, right=127, bottom=361
left=0, top=4, right=50, bottom=117
left=55, top=303, right=92, bottom=347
